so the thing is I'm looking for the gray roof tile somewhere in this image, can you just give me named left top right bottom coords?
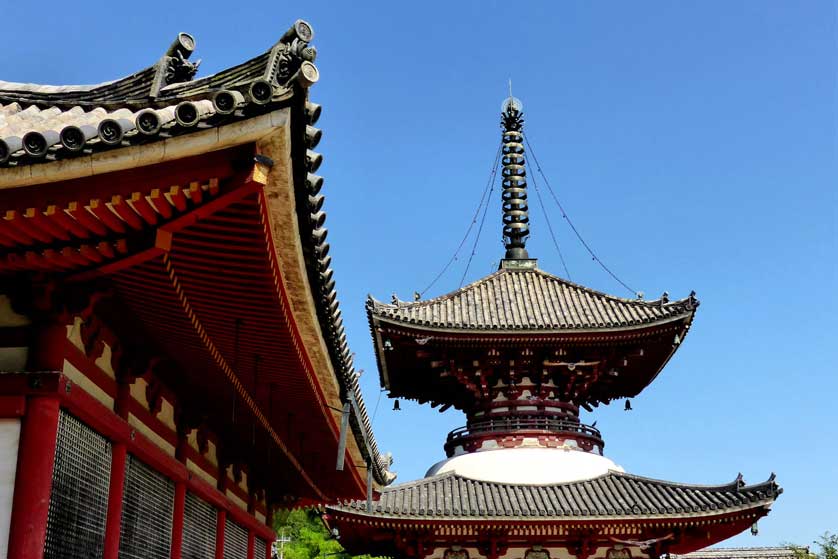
left=334, top=470, right=781, bottom=520
left=373, top=268, right=698, bottom=332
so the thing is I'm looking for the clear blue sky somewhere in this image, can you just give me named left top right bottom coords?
left=4, top=0, right=836, bottom=548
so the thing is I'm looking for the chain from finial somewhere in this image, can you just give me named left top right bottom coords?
left=500, top=99, right=530, bottom=259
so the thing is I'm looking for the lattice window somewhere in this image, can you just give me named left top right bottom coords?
left=255, top=537, right=268, bottom=559
left=43, top=410, right=112, bottom=559
left=224, top=516, right=249, bottom=559
left=119, top=454, right=174, bottom=559
left=182, top=491, right=217, bottom=559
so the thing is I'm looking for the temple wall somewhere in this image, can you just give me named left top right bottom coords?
left=0, top=295, right=29, bottom=371
left=60, top=314, right=263, bottom=518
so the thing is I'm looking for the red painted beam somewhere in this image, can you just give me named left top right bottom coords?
left=169, top=186, right=188, bottom=212
left=68, top=202, right=108, bottom=236
left=215, top=510, right=226, bottom=559
left=171, top=481, right=186, bottom=559
left=7, top=396, right=61, bottom=559
left=188, top=182, right=203, bottom=204
left=0, top=396, right=25, bottom=417
left=0, top=220, right=34, bottom=245
left=130, top=193, right=159, bottom=225
left=102, top=442, right=127, bottom=559
left=89, top=200, right=126, bottom=234
left=150, top=189, right=174, bottom=219
left=6, top=210, right=51, bottom=243
left=111, top=196, right=144, bottom=231
left=46, top=205, right=90, bottom=238
left=25, top=208, right=71, bottom=241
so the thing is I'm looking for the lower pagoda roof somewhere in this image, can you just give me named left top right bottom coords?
left=677, top=549, right=799, bottom=559
left=332, top=470, right=781, bottom=521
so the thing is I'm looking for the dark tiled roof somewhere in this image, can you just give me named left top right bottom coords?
left=370, top=268, right=698, bottom=332
left=0, top=21, right=395, bottom=487
left=0, top=22, right=319, bottom=167
left=335, top=471, right=780, bottom=519
left=677, top=548, right=800, bottom=559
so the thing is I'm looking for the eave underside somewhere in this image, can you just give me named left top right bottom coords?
left=373, top=317, right=694, bottom=410
left=0, top=142, right=375, bottom=501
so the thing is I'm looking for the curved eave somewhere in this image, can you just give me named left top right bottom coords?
left=0, top=105, right=291, bottom=189
left=327, top=470, right=781, bottom=522
left=370, top=304, right=697, bottom=336
left=327, top=501, right=775, bottom=523
left=368, top=268, right=699, bottom=333
left=258, top=99, right=393, bottom=489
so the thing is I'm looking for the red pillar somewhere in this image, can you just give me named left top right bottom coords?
left=7, top=396, right=61, bottom=559
left=103, top=442, right=127, bottom=559
left=265, top=504, right=274, bottom=559
left=171, top=427, right=190, bottom=559
left=170, top=481, right=186, bottom=559
left=248, top=530, right=255, bottom=559
left=215, top=509, right=226, bottom=559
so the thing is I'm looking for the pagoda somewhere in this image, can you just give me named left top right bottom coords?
left=325, top=97, right=781, bottom=559
left=0, top=19, right=394, bottom=559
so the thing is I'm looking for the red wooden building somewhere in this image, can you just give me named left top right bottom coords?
left=325, top=97, right=780, bottom=559
left=0, top=19, right=393, bottom=559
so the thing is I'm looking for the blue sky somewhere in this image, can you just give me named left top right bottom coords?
left=4, top=0, right=836, bottom=548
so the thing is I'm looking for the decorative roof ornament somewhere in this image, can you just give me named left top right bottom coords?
left=500, top=88, right=532, bottom=263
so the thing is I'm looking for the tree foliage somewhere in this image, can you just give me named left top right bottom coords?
left=273, top=508, right=383, bottom=559
left=791, top=533, right=838, bottom=559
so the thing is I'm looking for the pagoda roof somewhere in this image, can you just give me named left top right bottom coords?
left=0, top=22, right=319, bottom=172
left=370, top=267, right=698, bottom=334
left=677, top=549, right=800, bottom=559
left=333, top=470, right=780, bottom=520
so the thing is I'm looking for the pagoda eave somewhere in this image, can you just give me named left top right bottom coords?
left=326, top=470, right=780, bottom=557
left=373, top=314, right=694, bottom=410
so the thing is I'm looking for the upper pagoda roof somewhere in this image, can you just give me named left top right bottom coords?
left=332, top=469, right=780, bottom=520
left=370, top=267, right=698, bottom=334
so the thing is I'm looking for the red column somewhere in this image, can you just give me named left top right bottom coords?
left=265, top=504, right=274, bottom=559
left=102, top=442, right=127, bottom=559
left=170, top=481, right=186, bottom=559
left=7, top=396, right=61, bottom=559
left=215, top=509, right=226, bottom=559
left=248, top=530, right=255, bottom=559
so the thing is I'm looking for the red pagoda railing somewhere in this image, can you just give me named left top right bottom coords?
left=445, top=416, right=604, bottom=457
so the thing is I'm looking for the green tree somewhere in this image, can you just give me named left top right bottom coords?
left=790, top=532, right=838, bottom=559
left=273, top=508, right=382, bottom=559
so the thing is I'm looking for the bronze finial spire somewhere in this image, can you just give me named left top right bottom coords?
left=500, top=90, right=532, bottom=263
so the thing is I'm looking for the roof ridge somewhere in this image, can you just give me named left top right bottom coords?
left=370, top=267, right=697, bottom=312
left=527, top=267, right=696, bottom=308
left=611, top=470, right=778, bottom=491
left=372, top=269, right=508, bottom=310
